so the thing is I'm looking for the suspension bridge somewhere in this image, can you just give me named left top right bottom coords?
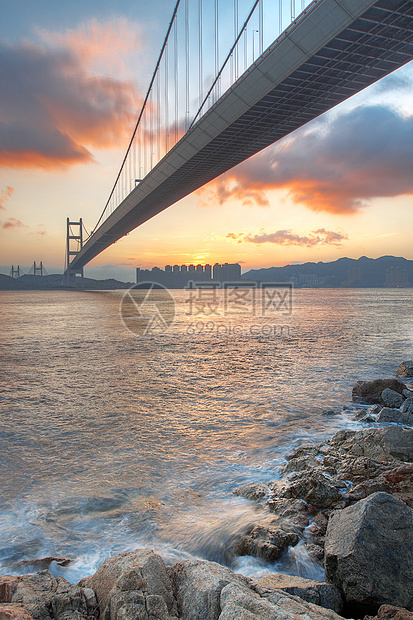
left=65, top=0, right=413, bottom=281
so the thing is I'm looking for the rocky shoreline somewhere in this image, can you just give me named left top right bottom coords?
left=1, top=362, right=413, bottom=620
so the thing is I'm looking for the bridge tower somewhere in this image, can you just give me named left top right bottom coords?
left=65, top=218, right=84, bottom=286
left=11, top=265, right=21, bottom=278
left=33, top=261, right=44, bottom=276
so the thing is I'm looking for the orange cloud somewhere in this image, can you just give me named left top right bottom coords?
left=199, top=106, right=413, bottom=214
left=0, top=186, right=14, bottom=209
left=2, top=217, right=24, bottom=229
left=37, top=18, right=143, bottom=76
left=227, top=228, right=348, bottom=246
left=0, top=23, right=142, bottom=170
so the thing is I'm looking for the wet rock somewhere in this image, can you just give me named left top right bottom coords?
left=234, top=483, right=269, bottom=502
left=325, top=492, right=413, bottom=613
left=322, top=410, right=336, bottom=417
left=377, top=408, right=413, bottom=426
left=368, top=404, right=382, bottom=415
left=360, top=414, right=376, bottom=423
left=232, top=522, right=300, bottom=562
left=397, top=361, right=413, bottom=378
left=381, top=389, right=405, bottom=408
left=329, top=427, right=413, bottom=462
left=282, top=455, right=321, bottom=475
left=0, top=571, right=96, bottom=620
left=403, top=390, right=413, bottom=399
left=273, top=470, right=342, bottom=510
left=18, top=558, right=71, bottom=571
left=401, top=398, right=413, bottom=415
left=253, top=573, right=343, bottom=613
left=365, top=604, right=413, bottom=620
left=80, top=549, right=177, bottom=620
left=267, top=498, right=310, bottom=528
left=352, top=379, right=407, bottom=404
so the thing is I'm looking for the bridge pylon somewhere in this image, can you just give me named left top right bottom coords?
left=11, top=265, right=21, bottom=278
left=65, top=218, right=84, bottom=286
left=33, top=261, right=44, bottom=276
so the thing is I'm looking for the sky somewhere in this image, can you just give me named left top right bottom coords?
left=0, top=0, right=412, bottom=281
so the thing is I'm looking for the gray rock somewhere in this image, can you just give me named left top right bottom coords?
left=80, top=549, right=177, bottom=620
left=232, top=522, right=299, bottom=562
left=368, top=404, right=382, bottom=415
left=0, top=604, right=34, bottom=620
left=253, top=573, right=343, bottom=612
left=403, top=390, right=413, bottom=399
left=360, top=414, right=376, bottom=423
left=401, top=398, right=413, bottom=414
left=325, top=492, right=413, bottom=612
left=397, top=361, right=413, bottom=377
left=234, top=483, right=269, bottom=502
left=377, top=407, right=413, bottom=427
left=172, top=558, right=346, bottom=620
left=330, top=427, right=413, bottom=462
left=273, top=470, right=342, bottom=509
left=0, top=572, right=96, bottom=620
left=381, top=389, right=405, bottom=408
left=172, top=559, right=250, bottom=620
left=352, top=379, right=407, bottom=404
left=377, top=407, right=404, bottom=422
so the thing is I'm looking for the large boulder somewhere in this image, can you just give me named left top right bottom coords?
left=172, top=558, right=346, bottom=620
left=397, top=362, right=413, bottom=378
left=172, top=559, right=249, bottom=620
left=0, top=571, right=97, bottom=620
left=352, top=379, right=407, bottom=404
left=80, top=549, right=178, bottom=620
left=324, top=492, right=413, bottom=613
left=253, top=573, right=343, bottom=612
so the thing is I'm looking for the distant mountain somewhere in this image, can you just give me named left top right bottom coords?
left=0, top=273, right=133, bottom=290
left=242, top=256, right=413, bottom=287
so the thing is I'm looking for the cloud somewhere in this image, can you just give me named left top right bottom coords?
left=0, top=186, right=14, bottom=209
left=200, top=105, right=413, bottom=214
left=36, top=18, right=143, bottom=76
left=0, top=21, right=142, bottom=169
left=2, top=217, right=24, bottom=229
left=227, top=228, right=348, bottom=247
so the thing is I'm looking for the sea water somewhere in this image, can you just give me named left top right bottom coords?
left=1, top=287, right=412, bottom=582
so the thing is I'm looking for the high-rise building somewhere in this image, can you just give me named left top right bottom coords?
left=213, top=263, right=221, bottom=280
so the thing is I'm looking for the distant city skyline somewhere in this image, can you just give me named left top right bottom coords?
left=1, top=0, right=413, bottom=280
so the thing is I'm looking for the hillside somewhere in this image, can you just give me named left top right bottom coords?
left=242, top=256, right=413, bottom=287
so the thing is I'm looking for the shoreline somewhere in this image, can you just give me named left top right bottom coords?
left=1, top=365, right=412, bottom=619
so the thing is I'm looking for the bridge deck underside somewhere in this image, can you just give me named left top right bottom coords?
left=73, top=0, right=413, bottom=269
